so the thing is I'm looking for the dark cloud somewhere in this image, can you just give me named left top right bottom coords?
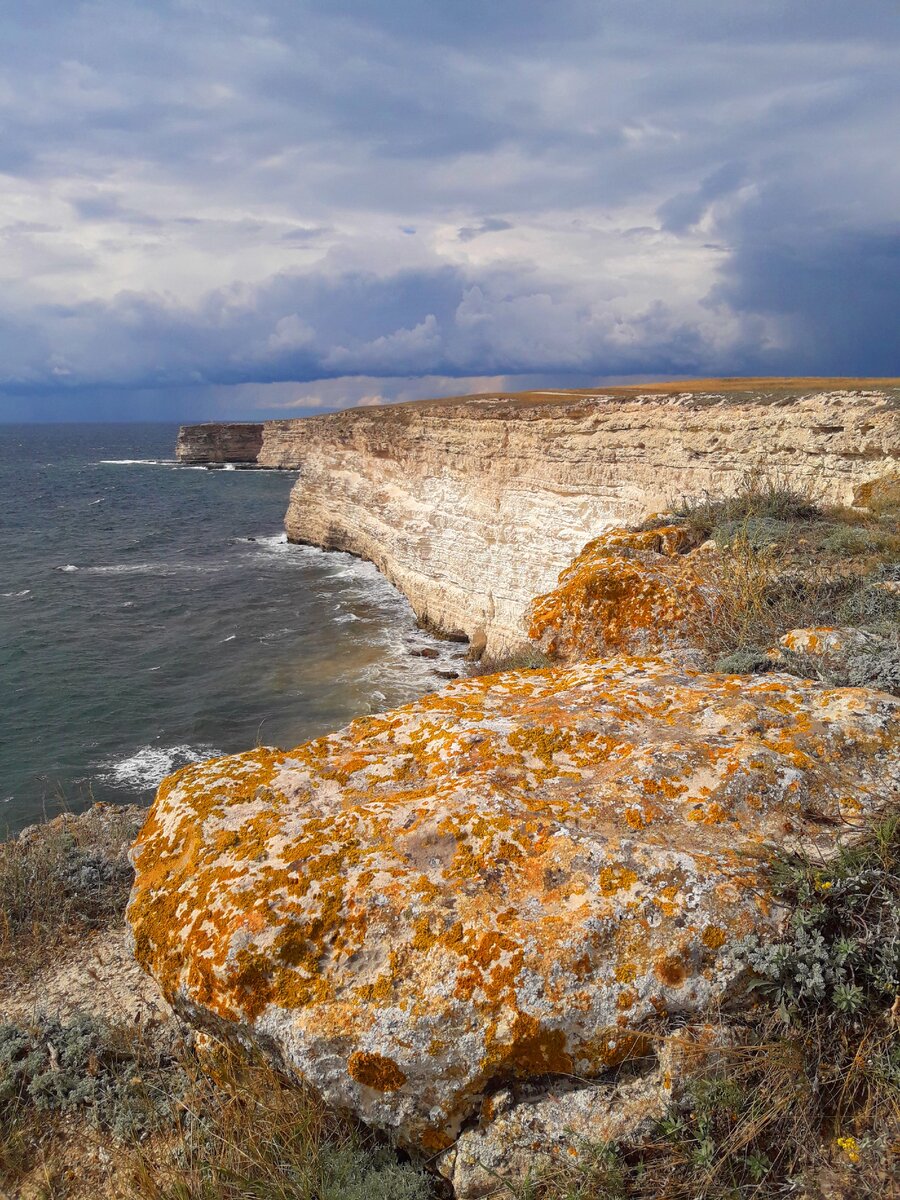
left=457, top=218, right=513, bottom=243
left=0, top=1, right=896, bottom=418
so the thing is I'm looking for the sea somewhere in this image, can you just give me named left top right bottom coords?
left=0, top=423, right=463, bottom=834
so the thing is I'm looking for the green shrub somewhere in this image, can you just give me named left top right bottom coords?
left=713, top=646, right=773, bottom=675
left=822, top=525, right=879, bottom=555
left=0, top=826, right=134, bottom=979
left=0, top=1014, right=185, bottom=1140
left=672, top=468, right=820, bottom=541
left=843, top=638, right=900, bottom=695
left=711, top=517, right=792, bottom=551
left=727, top=812, right=900, bottom=1024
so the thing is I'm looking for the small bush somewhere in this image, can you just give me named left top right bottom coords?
left=0, top=826, right=134, bottom=979
left=822, top=525, right=880, bottom=555
left=839, top=580, right=900, bottom=631
left=131, top=1042, right=433, bottom=1200
left=711, top=517, right=791, bottom=551
left=0, top=1014, right=184, bottom=1142
left=672, top=467, right=821, bottom=541
left=713, top=646, right=773, bottom=675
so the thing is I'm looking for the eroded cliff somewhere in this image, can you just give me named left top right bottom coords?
left=176, top=383, right=899, bottom=658
left=176, top=421, right=264, bottom=463
left=278, top=385, right=898, bottom=658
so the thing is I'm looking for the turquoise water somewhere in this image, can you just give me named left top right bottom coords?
left=0, top=424, right=462, bottom=833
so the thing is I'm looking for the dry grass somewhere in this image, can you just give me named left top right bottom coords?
left=0, top=809, right=140, bottom=982
left=129, top=1043, right=434, bottom=1200
left=657, top=469, right=900, bottom=665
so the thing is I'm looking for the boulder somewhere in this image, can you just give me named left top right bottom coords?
left=527, top=526, right=717, bottom=663
left=128, top=656, right=900, bottom=1153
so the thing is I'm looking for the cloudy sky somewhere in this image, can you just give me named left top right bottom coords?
left=1, top=1, right=897, bottom=420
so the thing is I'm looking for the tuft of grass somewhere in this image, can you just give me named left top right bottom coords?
left=0, top=815, right=137, bottom=981
left=468, top=647, right=553, bottom=677
left=671, top=467, right=821, bottom=543
left=129, top=1041, right=433, bottom=1200
left=0, top=1019, right=435, bottom=1200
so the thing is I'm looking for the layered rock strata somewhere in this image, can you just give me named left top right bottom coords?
left=180, top=386, right=899, bottom=659
left=176, top=422, right=264, bottom=463
left=128, top=655, right=900, bottom=1153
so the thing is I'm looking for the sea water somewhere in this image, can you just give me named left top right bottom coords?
left=0, top=423, right=462, bottom=832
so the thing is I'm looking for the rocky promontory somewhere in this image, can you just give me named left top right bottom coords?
left=176, top=421, right=264, bottom=463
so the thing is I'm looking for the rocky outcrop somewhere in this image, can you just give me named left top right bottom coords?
left=176, top=422, right=264, bottom=463
left=528, top=524, right=717, bottom=663
left=128, top=655, right=900, bottom=1154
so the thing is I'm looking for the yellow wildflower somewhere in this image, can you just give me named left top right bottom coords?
left=835, top=1135, right=860, bottom=1164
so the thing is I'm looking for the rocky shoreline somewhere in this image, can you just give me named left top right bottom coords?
left=4, top=381, right=899, bottom=1198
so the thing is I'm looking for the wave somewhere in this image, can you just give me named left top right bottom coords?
left=1, top=589, right=30, bottom=598
left=57, top=564, right=79, bottom=572
left=97, top=744, right=221, bottom=792
left=97, top=458, right=180, bottom=466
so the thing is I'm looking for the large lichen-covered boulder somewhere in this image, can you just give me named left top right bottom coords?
left=128, top=657, right=900, bottom=1151
left=527, top=526, right=717, bottom=662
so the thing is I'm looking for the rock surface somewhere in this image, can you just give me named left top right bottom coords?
left=438, top=1026, right=731, bottom=1199
left=176, top=422, right=264, bottom=463
left=528, top=525, right=716, bottom=662
left=128, top=655, right=900, bottom=1150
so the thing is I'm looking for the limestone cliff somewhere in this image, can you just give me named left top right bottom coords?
left=177, top=383, right=899, bottom=659
left=176, top=421, right=264, bottom=463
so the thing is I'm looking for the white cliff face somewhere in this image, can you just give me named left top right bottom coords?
left=262, top=388, right=898, bottom=659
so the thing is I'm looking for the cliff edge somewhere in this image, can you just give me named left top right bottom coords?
left=178, top=381, right=899, bottom=660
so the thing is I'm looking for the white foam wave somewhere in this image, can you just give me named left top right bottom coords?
left=1, top=589, right=30, bottom=598
left=97, top=744, right=221, bottom=791
left=221, top=634, right=236, bottom=642
left=98, top=458, right=179, bottom=466
left=57, top=564, right=79, bottom=572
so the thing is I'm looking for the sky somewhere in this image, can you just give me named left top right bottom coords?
left=0, top=0, right=897, bottom=421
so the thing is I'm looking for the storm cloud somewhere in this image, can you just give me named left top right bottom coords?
left=0, top=1, right=897, bottom=418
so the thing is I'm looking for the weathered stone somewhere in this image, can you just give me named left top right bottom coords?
left=438, top=1026, right=733, bottom=1199
left=128, top=656, right=900, bottom=1150
left=771, top=626, right=878, bottom=668
left=528, top=526, right=716, bottom=662
left=176, top=422, right=264, bottom=463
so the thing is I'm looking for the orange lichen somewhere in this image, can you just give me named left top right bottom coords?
left=348, top=1051, right=408, bottom=1092
left=527, top=525, right=718, bottom=662
left=127, top=653, right=900, bottom=1149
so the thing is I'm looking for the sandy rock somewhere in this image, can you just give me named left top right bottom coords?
left=527, top=525, right=715, bottom=662
left=128, top=657, right=900, bottom=1150
left=4, top=926, right=172, bottom=1029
